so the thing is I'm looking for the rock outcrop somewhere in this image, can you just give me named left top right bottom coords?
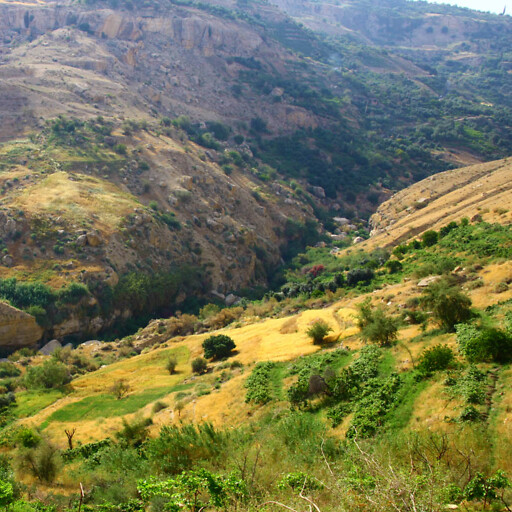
left=0, top=302, right=42, bottom=353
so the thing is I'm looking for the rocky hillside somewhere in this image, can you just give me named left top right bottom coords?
left=369, top=156, right=512, bottom=248
left=0, top=0, right=510, bottom=349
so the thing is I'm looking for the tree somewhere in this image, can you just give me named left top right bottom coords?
left=202, top=335, right=236, bottom=360
left=191, top=357, right=207, bottom=374
left=110, top=379, right=130, bottom=400
left=306, top=320, right=333, bottom=345
left=421, top=230, right=438, bottom=247
left=422, top=279, right=472, bottom=332
left=357, top=300, right=398, bottom=347
left=166, top=356, right=178, bottom=375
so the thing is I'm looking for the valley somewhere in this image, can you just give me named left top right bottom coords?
left=0, top=0, right=511, bottom=510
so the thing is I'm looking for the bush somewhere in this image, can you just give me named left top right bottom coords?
left=417, top=345, right=455, bottom=374
left=191, top=357, right=207, bottom=374
left=456, top=324, right=512, bottom=363
left=385, top=260, right=403, bottom=274
left=0, top=362, right=20, bottom=379
left=422, top=230, right=439, bottom=247
left=18, top=441, right=60, bottom=483
left=24, top=360, right=71, bottom=390
left=306, top=320, right=333, bottom=345
left=245, top=362, right=275, bottom=404
left=422, top=280, right=472, bottom=332
left=202, top=335, right=236, bottom=360
left=110, top=380, right=130, bottom=399
left=357, top=300, right=398, bottom=347
left=166, top=356, right=178, bottom=375
left=346, top=267, right=374, bottom=287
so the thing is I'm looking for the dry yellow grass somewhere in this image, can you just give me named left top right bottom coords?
left=13, top=171, right=138, bottom=234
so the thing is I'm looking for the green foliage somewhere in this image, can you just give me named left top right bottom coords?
left=357, top=300, right=398, bottom=346
left=144, top=423, right=228, bottom=475
left=245, top=362, right=275, bottom=404
left=191, top=357, right=207, bottom=374
left=15, top=427, right=41, bottom=448
left=464, top=470, right=510, bottom=506
left=202, top=334, right=236, bottom=360
left=421, top=279, right=472, bottom=332
left=116, top=417, right=152, bottom=447
left=416, top=345, right=456, bottom=375
left=447, top=366, right=487, bottom=405
left=421, top=230, right=438, bottom=247
left=110, top=380, right=131, bottom=400
left=18, top=441, right=60, bottom=483
left=137, top=469, right=246, bottom=512
left=306, top=320, right=333, bottom=344
left=0, top=479, right=14, bottom=508
left=0, top=362, right=20, bottom=379
left=456, top=324, right=512, bottom=363
left=166, top=356, right=178, bottom=375
left=277, top=471, right=324, bottom=491
left=24, top=360, right=71, bottom=390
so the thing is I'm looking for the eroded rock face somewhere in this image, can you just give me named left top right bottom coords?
left=0, top=302, right=42, bottom=353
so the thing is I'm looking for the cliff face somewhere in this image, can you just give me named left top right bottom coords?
left=0, top=302, right=42, bottom=354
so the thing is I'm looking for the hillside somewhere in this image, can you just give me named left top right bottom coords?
left=368, top=155, right=512, bottom=248
left=1, top=158, right=512, bottom=510
left=0, top=0, right=511, bottom=346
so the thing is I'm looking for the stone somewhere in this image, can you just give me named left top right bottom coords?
left=225, top=293, right=240, bottom=307
left=206, top=217, right=224, bottom=233
left=353, top=236, right=365, bottom=244
left=311, top=186, right=326, bottom=198
left=417, top=275, right=442, bottom=287
left=87, top=231, right=103, bottom=247
left=39, top=339, right=62, bottom=356
left=2, top=255, right=13, bottom=267
left=0, top=302, right=43, bottom=352
left=333, top=217, right=350, bottom=226
left=76, top=234, right=88, bottom=246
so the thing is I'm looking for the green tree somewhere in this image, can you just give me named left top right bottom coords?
left=202, top=335, right=236, bottom=360
left=422, top=279, right=472, bottom=332
left=422, top=230, right=438, bottom=247
left=357, top=300, right=398, bottom=347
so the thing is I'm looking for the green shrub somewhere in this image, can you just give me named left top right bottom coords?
left=357, top=300, right=398, bottom=347
left=456, top=324, right=512, bottom=363
left=245, top=362, right=275, bottom=404
left=422, top=280, right=472, bottom=332
left=166, top=356, right=178, bottom=375
left=417, top=345, right=456, bottom=374
left=0, top=362, right=20, bottom=379
left=24, top=360, right=71, bottom=390
left=18, top=441, right=61, bottom=483
left=306, top=320, right=333, bottom=345
left=422, top=230, right=438, bottom=247
left=202, top=335, right=236, bottom=360
left=15, top=428, right=41, bottom=448
left=191, top=357, right=207, bottom=374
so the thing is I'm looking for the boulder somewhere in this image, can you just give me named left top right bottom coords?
left=0, top=302, right=42, bottom=352
left=311, top=186, right=326, bottom=198
left=225, top=293, right=240, bottom=307
left=417, top=275, right=442, bottom=287
left=86, top=231, right=103, bottom=247
left=39, top=339, right=62, bottom=356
